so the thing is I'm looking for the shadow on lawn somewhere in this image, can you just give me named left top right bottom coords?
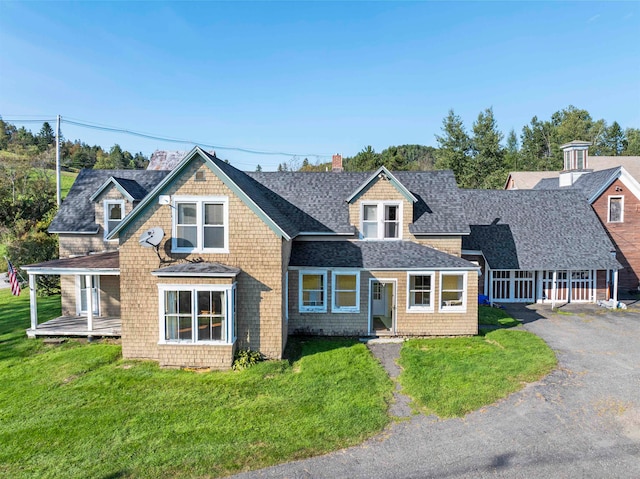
left=283, top=337, right=359, bottom=364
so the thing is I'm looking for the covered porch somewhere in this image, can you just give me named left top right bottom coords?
left=26, top=315, right=121, bottom=338
left=22, top=251, right=121, bottom=339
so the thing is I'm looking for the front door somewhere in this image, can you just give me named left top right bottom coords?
left=370, top=280, right=395, bottom=335
left=78, top=275, right=100, bottom=316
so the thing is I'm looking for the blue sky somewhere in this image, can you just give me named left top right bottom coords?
left=1, top=1, right=639, bottom=171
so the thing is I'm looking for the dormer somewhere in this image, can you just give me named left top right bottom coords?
left=559, top=140, right=592, bottom=187
left=90, top=176, right=148, bottom=239
left=345, top=166, right=417, bottom=240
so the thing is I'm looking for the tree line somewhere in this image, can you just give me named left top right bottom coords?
left=0, top=118, right=148, bottom=284
left=275, top=105, right=639, bottom=190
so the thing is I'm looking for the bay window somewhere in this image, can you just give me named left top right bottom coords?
left=159, top=284, right=235, bottom=344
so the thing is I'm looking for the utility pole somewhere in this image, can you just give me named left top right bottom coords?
left=56, top=115, right=61, bottom=206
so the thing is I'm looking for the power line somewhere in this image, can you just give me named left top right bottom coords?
left=3, top=115, right=333, bottom=162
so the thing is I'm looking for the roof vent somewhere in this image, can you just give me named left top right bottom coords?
left=195, top=170, right=206, bottom=181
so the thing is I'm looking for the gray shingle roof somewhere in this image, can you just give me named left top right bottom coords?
left=290, top=241, right=477, bottom=270
left=461, top=189, right=621, bottom=271
left=245, top=170, right=469, bottom=235
left=49, top=169, right=170, bottom=233
left=533, top=168, right=621, bottom=202
left=199, top=151, right=300, bottom=238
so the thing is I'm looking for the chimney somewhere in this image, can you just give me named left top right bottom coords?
left=332, top=154, right=343, bottom=172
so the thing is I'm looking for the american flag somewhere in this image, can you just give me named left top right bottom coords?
left=7, top=259, right=21, bottom=296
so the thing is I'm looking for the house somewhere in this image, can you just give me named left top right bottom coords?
left=505, top=141, right=640, bottom=293
left=22, top=146, right=620, bottom=370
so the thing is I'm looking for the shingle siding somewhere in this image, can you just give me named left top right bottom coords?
left=118, top=159, right=285, bottom=369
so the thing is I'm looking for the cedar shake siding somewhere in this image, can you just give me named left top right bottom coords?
left=591, top=178, right=640, bottom=292
left=118, top=159, right=285, bottom=368
left=288, top=270, right=478, bottom=337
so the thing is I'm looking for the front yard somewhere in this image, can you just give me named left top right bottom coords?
left=0, top=290, right=556, bottom=477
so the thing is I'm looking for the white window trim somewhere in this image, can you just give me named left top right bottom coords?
left=360, top=201, right=403, bottom=240
left=75, top=275, right=100, bottom=316
left=607, top=195, right=624, bottom=223
left=171, top=195, right=229, bottom=254
left=103, top=199, right=126, bottom=240
left=299, top=270, right=328, bottom=313
left=406, top=271, right=435, bottom=313
left=439, top=272, right=468, bottom=313
left=157, top=283, right=236, bottom=345
left=331, top=271, right=360, bottom=313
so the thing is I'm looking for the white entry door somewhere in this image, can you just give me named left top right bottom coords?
left=77, top=275, right=100, bottom=316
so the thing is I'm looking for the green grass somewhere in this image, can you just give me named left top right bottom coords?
left=0, top=290, right=392, bottom=478
left=398, top=329, right=557, bottom=418
left=478, top=305, right=522, bottom=327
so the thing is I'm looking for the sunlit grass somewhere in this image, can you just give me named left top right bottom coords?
left=0, top=290, right=392, bottom=478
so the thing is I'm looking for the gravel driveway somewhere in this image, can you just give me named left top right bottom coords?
left=234, top=304, right=640, bottom=479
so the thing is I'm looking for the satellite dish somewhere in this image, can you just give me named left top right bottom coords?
left=139, top=227, right=164, bottom=247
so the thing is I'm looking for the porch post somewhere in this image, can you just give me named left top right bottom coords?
left=551, top=270, right=557, bottom=309
left=612, top=269, right=619, bottom=305
left=567, top=270, right=572, bottom=303
left=487, top=269, right=493, bottom=305
left=85, top=274, right=93, bottom=332
left=29, top=273, right=37, bottom=330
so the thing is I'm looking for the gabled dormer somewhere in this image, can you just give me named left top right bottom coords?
left=90, top=176, right=148, bottom=239
left=345, top=166, right=417, bottom=240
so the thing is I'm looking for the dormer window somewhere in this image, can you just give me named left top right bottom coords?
left=361, top=202, right=401, bottom=240
left=104, top=200, right=125, bottom=238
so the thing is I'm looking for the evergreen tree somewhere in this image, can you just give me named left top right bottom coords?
left=255, top=164, right=262, bottom=172
left=469, top=108, right=505, bottom=189
left=434, top=109, right=471, bottom=186
left=624, top=128, right=640, bottom=156
left=596, top=121, right=626, bottom=156
left=520, top=116, right=555, bottom=170
left=37, top=122, right=56, bottom=152
left=504, top=129, right=520, bottom=170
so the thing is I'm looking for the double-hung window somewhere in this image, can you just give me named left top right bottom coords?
left=104, top=200, right=125, bottom=238
left=159, top=284, right=235, bottom=344
left=361, top=202, right=401, bottom=240
left=407, top=272, right=434, bottom=312
left=608, top=196, right=623, bottom=223
left=332, top=271, right=360, bottom=313
left=172, top=196, right=228, bottom=253
left=439, top=272, right=467, bottom=312
left=299, top=270, right=327, bottom=312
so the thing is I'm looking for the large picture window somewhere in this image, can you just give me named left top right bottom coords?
left=172, top=196, right=228, bottom=253
left=159, top=285, right=235, bottom=344
left=332, top=272, right=360, bottom=313
left=407, top=272, right=434, bottom=312
left=361, top=202, right=401, bottom=240
left=299, top=270, right=327, bottom=313
left=439, top=272, right=467, bottom=312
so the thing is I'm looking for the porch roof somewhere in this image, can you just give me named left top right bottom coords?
left=289, top=241, right=477, bottom=270
left=22, top=251, right=120, bottom=275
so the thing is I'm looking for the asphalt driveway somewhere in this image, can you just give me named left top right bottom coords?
left=234, top=304, right=640, bottom=479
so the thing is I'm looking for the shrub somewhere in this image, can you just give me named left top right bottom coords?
left=232, top=349, right=265, bottom=371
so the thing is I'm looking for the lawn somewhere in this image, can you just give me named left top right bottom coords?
left=478, top=305, right=522, bottom=327
left=0, top=290, right=392, bottom=478
left=398, top=329, right=557, bottom=417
